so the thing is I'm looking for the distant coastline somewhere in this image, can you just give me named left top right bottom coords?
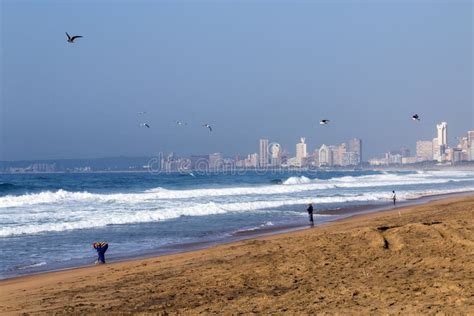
left=1, top=155, right=474, bottom=174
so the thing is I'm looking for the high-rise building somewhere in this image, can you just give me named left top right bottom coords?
left=329, top=146, right=339, bottom=166
left=319, top=144, right=332, bottom=166
left=416, top=140, right=433, bottom=161
left=437, top=122, right=448, bottom=146
left=259, top=139, right=269, bottom=168
left=348, top=138, right=362, bottom=164
left=270, top=143, right=281, bottom=167
left=295, top=138, right=307, bottom=167
left=337, top=143, right=347, bottom=166
left=468, top=131, right=474, bottom=161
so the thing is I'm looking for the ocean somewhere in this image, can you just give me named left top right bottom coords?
left=1, top=169, right=473, bottom=279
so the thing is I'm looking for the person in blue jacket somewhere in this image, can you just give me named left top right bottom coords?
left=92, top=242, right=108, bottom=264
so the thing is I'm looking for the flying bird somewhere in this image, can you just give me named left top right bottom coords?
left=412, top=114, right=420, bottom=121
left=65, top=32, right=83, bottom=43
left=202, top=124, right=212, bottom=132
left=175, top=120, right=187, bottom=126
left=320, top=119, right=330, bottom=125
left=140, top=123, right=150, bottom=128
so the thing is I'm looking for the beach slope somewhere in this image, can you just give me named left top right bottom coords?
left=1, top=196, right=473, bottom=314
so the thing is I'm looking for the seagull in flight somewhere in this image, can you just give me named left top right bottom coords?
left=412, top=114, right=420, bottom=121
left=140, top=123, right=150, bottom=128
left=202, top=124, right=212, bottom=132
left=320, top=119, right=330, bottom=125
left=175, top=120, right=187, bottom=126
left=65, top=32, right=83, bottom=43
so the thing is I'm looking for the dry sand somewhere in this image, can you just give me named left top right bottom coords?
left=1, top=196, right=473, bottom=314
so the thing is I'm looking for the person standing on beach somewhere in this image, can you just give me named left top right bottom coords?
left=93, top=242, right=108, bottom=264
left=392, top=191, right=397, bottom=205
left=307, top=203, right=314, bottom=225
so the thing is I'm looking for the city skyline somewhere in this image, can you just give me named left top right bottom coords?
left=1, top=1, right=472, bottom=161
left=1, top=121, right=473, bottom=166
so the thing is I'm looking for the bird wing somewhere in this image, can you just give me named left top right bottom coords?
left=71, top=36, right=83, bottom=41
left=65, top=32, right=71, bottom=39
left=209, top=126, right=212, bottom=131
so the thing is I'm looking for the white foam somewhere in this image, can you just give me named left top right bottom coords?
left=1, top=186, right=473, bottom=237
left=2, top=170, right=473, bottom=208
left=1, top=171, right=473, bottom=237
left=17, top=262, right=47, bottom=270
left=283, top=176, right=312, bottom=185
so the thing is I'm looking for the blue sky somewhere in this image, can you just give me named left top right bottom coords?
left=1, top=0, right=472, bottom=160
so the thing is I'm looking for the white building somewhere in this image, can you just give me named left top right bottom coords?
left=468, top=131, right=474, bottom=161
left=259, top=139, right=269, bottom=168
left=437, top=122, right=448, bottom=146
left=295, top=138, right=307, bottom=167
left=435, top=122, right=448, bottom=161
left=319, top=144, right=332, bottom=166
left=348, top=138, right=362, bottom=164
left=270, top=143, right=281, bottom=167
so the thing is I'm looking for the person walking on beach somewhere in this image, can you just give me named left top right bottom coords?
left=93, top=242, right=108, bottom=264
left=307, top=203, right=314, bottom=225
left=392, top=191, right=397, bottom=205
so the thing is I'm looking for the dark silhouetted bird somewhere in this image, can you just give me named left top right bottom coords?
left=66, top=32, right=83, bottom=43
left=320, top=119, right=330, bottom=125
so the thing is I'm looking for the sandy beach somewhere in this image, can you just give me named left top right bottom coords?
left=1, top=195, right=473, bottom=314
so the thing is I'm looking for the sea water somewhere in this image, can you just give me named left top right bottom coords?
left=1, top=169, right=473, bottom=279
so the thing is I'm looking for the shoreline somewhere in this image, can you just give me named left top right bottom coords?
left=2, top=189, right=473, bottom=281
left=1, top=190, right=473, bottom=282
left=1, top=194, right=473, bottom=314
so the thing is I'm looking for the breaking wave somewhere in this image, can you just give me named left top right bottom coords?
left=2, top=171, right=473, bottom=208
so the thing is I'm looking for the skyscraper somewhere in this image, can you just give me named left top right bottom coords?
left=259, top=139, right=269, bottom=168
left=468, top=131, right=474, bottom=161
left=295, top=138, right=307, bottom=167
left=436, top=122, right=448, bottom=161
left=329, top=145, right=339, bottom=166
left=348, top=138, right=362, bottom=164
left=338, top=143, right=347, bottom=166
left=270, top=143, right=281, bottom=167
left=437, top=122, right=448, bottom=146
left=319, top=144, right=332, bottom=166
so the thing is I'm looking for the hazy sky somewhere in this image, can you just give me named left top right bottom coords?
left=1, top=0, right=472, bottom=161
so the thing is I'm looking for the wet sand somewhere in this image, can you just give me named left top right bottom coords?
left=1, top=195, right=473, bottom=314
